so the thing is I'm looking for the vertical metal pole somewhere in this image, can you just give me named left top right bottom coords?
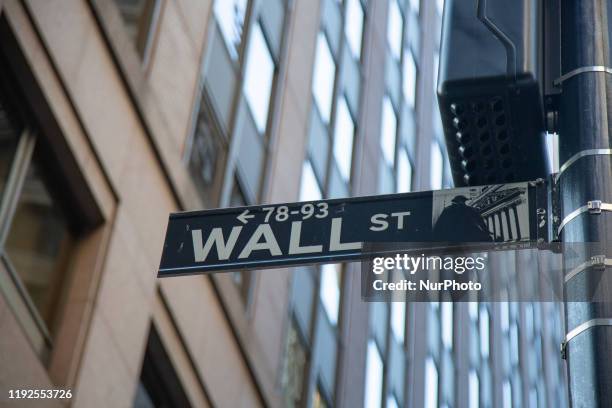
left=558, top=0, right=612, bottom=406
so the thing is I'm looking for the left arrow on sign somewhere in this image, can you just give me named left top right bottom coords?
left=237, top=209, right=255, bottom=224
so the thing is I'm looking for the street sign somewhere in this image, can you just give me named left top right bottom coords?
left=158, top=181, right=548, bottom=276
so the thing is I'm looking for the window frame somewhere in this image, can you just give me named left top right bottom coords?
left=113, top=0, right=163, bottom=68
left=332, top=94, right=356, bottom=184
left=242, top=20, right=276, bottom=135
left=0, top=12, right=114, bottom=386
left=312, top=31, right=337, bottom=125
left=212, top=0, right=250, bottom=63
left=0, top=128, right=59, bottom=351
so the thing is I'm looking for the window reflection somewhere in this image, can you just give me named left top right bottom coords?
left=479, top=306, right=490, bottom=358
left=5, top=150, right=73, bottom=334
left=333, top=97, right=354, bottom=182
left=469, top=370, right=480, bottom=408
left=387, top=395, right=400, bottom=408
left=503, top=380, right=512, bottom=408
left=391, top=301, right=405, bottom=343
left=320, top=264, right=340, bottom=326
left=243, top=23, right=275, bottom=133
left=430, top=141, right=443, bottom=190
left=0, top=101, right=19, bottom=200
left=299, top=161, right=322, bottom=201
left=403, top=50, right=417, bottom=109
left=345, top=0, right=364, bottom=59
left=441, top=301, right=453, bottom=349
left=436, top=0, right=445, bottom=15
left=381, top=97, right=397, bottom=167
left=396, top=149, right=412, bottom=193
left=433, top=53, right=440, bottom=94
left=424, top=358, right=439, bottom=408
left=213, top=0, right=248, bottom=60
left=312, top=33, right=336, bottom=124
left=387, top=0, right=403, bottom=61
left=364, top=340, right=383, bottom=408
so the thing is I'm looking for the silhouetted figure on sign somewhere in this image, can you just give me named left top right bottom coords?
left=433, top=195, right=493, bottom=242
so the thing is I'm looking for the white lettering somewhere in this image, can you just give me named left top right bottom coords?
left=391, top=211, right=411, bottom=230
left=330, top=217, right=361, bottom=251
left=289, top=221, right=323, bottom=254
left=192, top=227, right=242, bottom=262
left=238, top=224, right=282, bottom=259
left=369, top=214, right=389, bottom=231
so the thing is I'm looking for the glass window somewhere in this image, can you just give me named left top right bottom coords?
left=403, top=50, right=417, bottom=109
left=345, top=0, right=364, bottom=59
left=114, top=0, right=160, bottom=60
left=0, top=82, right=99, bottom=362
left=525, top=303, right=534, bottom=339
left=468, top=301, right=478, bottom=321
left=320, top=264, right=341, bottom=326
left=188, top=103, right=226, bottom=209
left=0, top=100, right=20, bottom=201
left=312, top=33, right=336, bottom=124
left=364, top=340, right=383, bottom=408
left=4, top=152, right=74, bottom=333
left=387, top=395, right=400, bottom=408
left=299, top=161, right=323, bottom=201
left=396, top=148, right=412, bottom=193
left=243, top=23, right=275, bottom=133
left=213, top=0, right=248, bottom=60
left=479, top=306, right=490, bottom=358
left=469, top=370, right=479, bottom=408
left=134, top=326, right=192, bottom=408
left=281, top=321, right=307, bottom=407
left=503, top=380, right=512, bottom=408
left=430, top=141, right=443, bottom=190
left=500, top=300, right=510, bottom=332
left=424, top=358, right=438, bottom=408
left=333, top=97, right=355, bottom=182
left=387, top=0, right=403, bottom=61
left=381, top=97, right=397, bottom=167
left=510, top=323, right=519, bottom=366
left=433, top=53, right=440, bottom=94
left=436, top=0, right=445, bottom=15
left=391, top=301, right=405, bottom=344
left=410, top=0, right=421, bottom=15
left=441, top=302, right=453, bottom=350
left=529, top=388, right=538, bottom=408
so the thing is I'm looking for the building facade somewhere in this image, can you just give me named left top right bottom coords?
left=0, top=0, right=567, bottom=407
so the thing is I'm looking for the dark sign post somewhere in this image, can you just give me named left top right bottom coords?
left=158, top=181, right=547, bottom=277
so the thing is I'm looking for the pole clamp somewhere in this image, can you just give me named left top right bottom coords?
left=564, top=255, right=612, bottom=283
left=560, top=318, right=612, bottom=359
left=553, top=149, right=612, bottom=184
left=558, top=200, right=612, bottom=235
left=554, top=65, right=612, bottom=87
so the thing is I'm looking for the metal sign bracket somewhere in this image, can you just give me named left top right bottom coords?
left=553, top=66, right=612, bottom=87
left=564, top=255, right=612, bottom=283
left=561, top=318, right=612, bottom=359
left=558, top=200, right=612, bottom=235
